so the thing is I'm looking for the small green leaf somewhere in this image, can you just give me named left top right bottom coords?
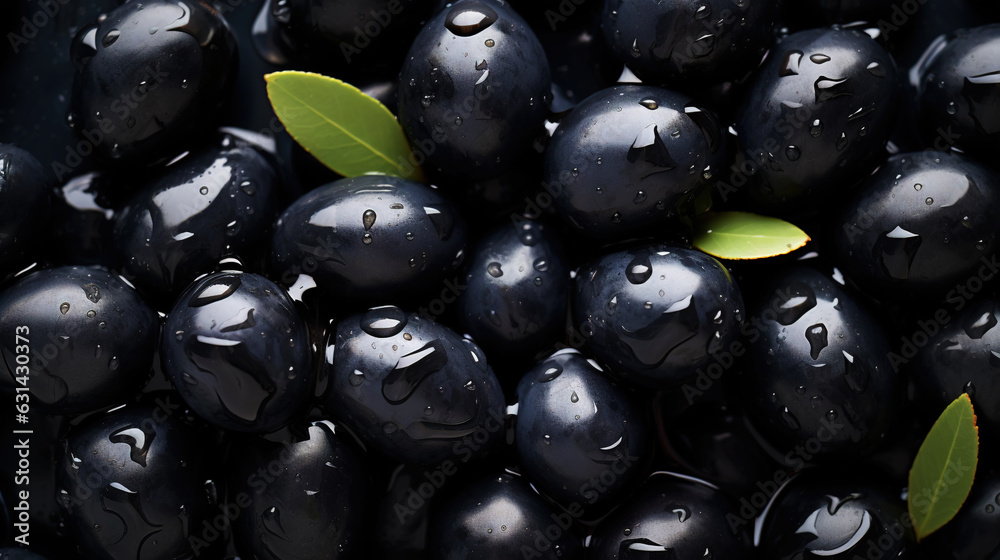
left=692, top=211, right=810, bottom=260
left=265, top=71, right=425, bottom=182
left=908, top=393, right=979, bottom=542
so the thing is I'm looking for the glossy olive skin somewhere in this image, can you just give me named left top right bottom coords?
left=915, top=24, right=1000, bottom=159
left=229, top=420, right=371, bottom=560
left=323, top=306, right=506, bottom=465
left=921, top=466, right=1000, bottom=559
left=161, top=272, right=313, bottom=433
left=113, top=133, right=279, bottom=307
left=398, top=0, right=551, bottom=181
left=739, top=267, right=901, bottom=461
left=269, top=175, right=467, bottom=306
left=735, top=28, right=899, bottom=213
left=0, top=266, right=158, bottom=414
left=514, top=349, right=647, bottom=508
left=274, top=0, right=430, bottom=72
left=588, top=472, right=753, bottom=559
left=910, top=297, right=1000, bottom=435
left=545, top=86, right=726, bottom=242
left=50, top=171, right=119, bottom=266
left=69, top=0, right=237, bottom=165
left=456, top=221, right=569, bottom=360
left=56, top=406, right=220, bottom=560
left=600, top=0, right=776, bottom=85
left=758, top=469, right=916, bottom=560
left=0, top=144, right=50, bottom=278
left=834, top=152, right=1000, bottom=301
left=573, top=244, right=744, bottom=389
left=428, top=472, right=584, bottom=560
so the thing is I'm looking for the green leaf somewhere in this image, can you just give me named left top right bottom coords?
left=691, top=212, right=810, bottom=260
left=265, top=71, right=425, bottom=182
left=908, top=393, right=979, bottom=542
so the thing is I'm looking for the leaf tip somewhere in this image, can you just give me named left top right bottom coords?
left=958, top=392, right=980, bottom=436
left=692, top=211, right=811, bottom=260
left=263, top=71, right=293, bottom=84
left=260, top=70, right=422, bottom=181
left=787, top=235, right=811, bottom=254
left=907, top=392, right=981, bottom=543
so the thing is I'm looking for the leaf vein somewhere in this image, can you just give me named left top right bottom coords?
left=271, top=79, right=400, bottom=171
left=918, top=409, right=966, bottom=533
